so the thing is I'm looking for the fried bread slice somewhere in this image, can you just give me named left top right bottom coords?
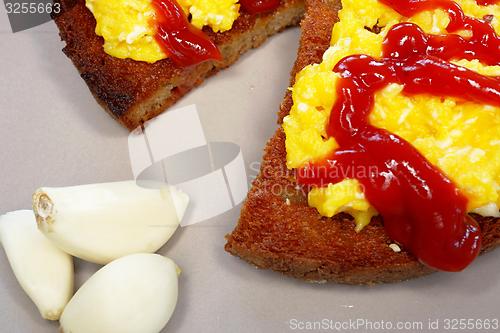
left=224, top=0, right=500, bottom=284
left=53, top=0, right=305, bottom=130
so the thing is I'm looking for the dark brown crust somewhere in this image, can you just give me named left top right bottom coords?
left=224, top=0, right=500, bottom=284
left=53, top=0, right=305, bottom=130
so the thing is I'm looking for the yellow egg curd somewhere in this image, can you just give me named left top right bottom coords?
left=283, top=0, right=500, bottom=231
left=85, top=0, right=240, bottom=63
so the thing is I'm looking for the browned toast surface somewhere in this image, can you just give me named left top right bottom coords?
left=224, top=0, right=500, bottom=284
left=53, top=0, right=305, bottom=130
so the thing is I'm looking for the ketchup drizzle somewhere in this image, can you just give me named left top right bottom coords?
left=240, top=0, right=281, bottom=14
left=476, top=0, right=499, bottom=5
left=152, top=0, right=221, bottom=67
left=381, top=0, right=500, bottom=65
left=151, top=0, right=282, bottom=66
left=297, top=0, right=499, bottom=271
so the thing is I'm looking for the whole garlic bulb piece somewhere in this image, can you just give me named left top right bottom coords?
left=0, top=210, right=74, bottom=320
left=33, top=181, right=189, bottom=264
left=60, top=254, right=179, bottom=333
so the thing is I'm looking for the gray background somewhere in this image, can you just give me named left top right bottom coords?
left=0, top=6, right=499, bottom=333
left=3, top=0, right=53, bottom=32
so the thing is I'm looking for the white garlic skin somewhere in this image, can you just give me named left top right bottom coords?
left=60, top=253, right=179, bottom=333
left=0, top=210, right=74, bottom=320
left=33, top=181, right=189, bottom=264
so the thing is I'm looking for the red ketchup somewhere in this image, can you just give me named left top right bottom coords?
left=152, top=0, right=221, bottom=67
left=297, top=0, right=500, bottom=271
left=240, top=0, right=281, bottom=14
left=476, top=0, right=499, bottom=5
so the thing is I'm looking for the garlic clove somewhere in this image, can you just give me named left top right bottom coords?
left=60, top=253, right=179, bottom=333
left=33, top=181, right=189, bottom=264
left=0, top=210, right=74, bottom=320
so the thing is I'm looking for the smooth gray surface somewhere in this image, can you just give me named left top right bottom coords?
left=1, top=7, right=499, bottom=333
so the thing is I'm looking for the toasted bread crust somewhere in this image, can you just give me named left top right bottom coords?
left=53, top=0, right=305, bottom=130
left=225, top=0, right=500, bottom=284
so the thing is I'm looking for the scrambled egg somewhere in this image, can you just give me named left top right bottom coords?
left=86, top=0, right=240, bottom=63
left=185, top=0, right=240, bottom=33
left=283, top=0, right=500, bottom=230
